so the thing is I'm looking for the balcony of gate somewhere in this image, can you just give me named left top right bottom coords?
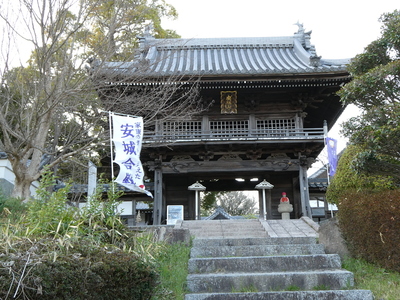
left=143, top=116, right=325, bottom=145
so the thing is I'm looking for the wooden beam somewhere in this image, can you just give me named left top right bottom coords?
left=153, top=168, right=163, bottom=225
left=159, top=159, right=300, bottom=174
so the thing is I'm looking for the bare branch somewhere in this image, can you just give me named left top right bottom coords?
left=0, top=0, right=193, bottom=200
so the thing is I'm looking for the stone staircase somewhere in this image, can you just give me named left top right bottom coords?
left=181, top=219, right=268, bottom=239
left=180, top=219, right=374, bottom=300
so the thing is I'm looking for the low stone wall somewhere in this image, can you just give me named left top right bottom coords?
left=129, top=225, right=191, bottom=245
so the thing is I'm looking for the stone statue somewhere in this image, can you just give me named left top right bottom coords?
left=278, top=192, right=293, bottom=219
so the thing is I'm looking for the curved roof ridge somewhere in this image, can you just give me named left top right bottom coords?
left=146, top=36, right=295, bottom=48
left=321, top=58, right=351, bottom=65
left=93, top=24, right=349, bottom=78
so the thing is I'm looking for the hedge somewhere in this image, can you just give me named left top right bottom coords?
left=337, top=189, right=400, bottom=272
left=0, top=241, right=158, bottom=300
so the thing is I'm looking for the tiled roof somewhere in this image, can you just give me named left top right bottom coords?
left=205, top=206, right=232, bottom=220
left=95, top=25, right=349, bottom=78
left=308, top=166, right=329, bottom=190
left=308, top=179, right=329, bottom=190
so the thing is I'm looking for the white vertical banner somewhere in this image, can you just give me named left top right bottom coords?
left=111, top=114, right=152, bottom=197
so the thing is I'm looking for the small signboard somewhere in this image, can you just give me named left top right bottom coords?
left=167, top=205, right=184, bottom=225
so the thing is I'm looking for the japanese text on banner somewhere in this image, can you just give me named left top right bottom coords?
left=112, top=114, right=152, bottom=197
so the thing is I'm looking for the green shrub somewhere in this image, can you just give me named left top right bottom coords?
left=0, top=171, right=176, bottom=299
left=77, top=181, right=126, bottom=245
left=0, top=240, right=158, bottom=300
left=338, top=189, right=400, bottom=272
left=328, top=144, right=400, bottom=272
left=327, top=144, right=396, bottom=205
left=25, top=171, right=78, bottom=237
left=22, top=170, right=126, bottom=244
left=0, top=194, right=27, bottom=222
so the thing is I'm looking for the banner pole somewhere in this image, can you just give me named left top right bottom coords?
left=108, top=112, right=115, bottom=182
left=324, top=137, right=334, bottom=217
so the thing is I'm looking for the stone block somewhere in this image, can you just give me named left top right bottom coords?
left=318, top=217, right=350, bottom=259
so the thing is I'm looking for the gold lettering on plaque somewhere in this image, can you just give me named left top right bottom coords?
left=220, top=91, right=237, bottom=114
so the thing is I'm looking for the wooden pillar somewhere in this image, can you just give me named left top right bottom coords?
left=131, top=200, right=136, bottom=227
left=292, top=177, right=300, bottom=218
left=202, top=115, right=209, bottom=133
left=258, top=190, right=264, bottom=219
left=266, top=189, right=272, bottom=220
left=258, top=189, right=273, bottom=220
left=299, top=156, right=312, bottom=218
left=249, top=114, right=256, bottom=136
left=153, top=166, right=163, bottom=225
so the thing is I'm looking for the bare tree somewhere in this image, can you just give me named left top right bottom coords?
left=217, top=191, right=258, bottom=216
left=0, top=0, right=100, bottom=200
left=0, top=0, right=201, bottom=201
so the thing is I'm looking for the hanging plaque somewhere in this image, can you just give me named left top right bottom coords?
left=220, top=91, right=237, bottom=114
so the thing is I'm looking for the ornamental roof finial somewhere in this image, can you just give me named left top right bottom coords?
left=294, top=22, right=314, bottom=52
left=294, top=21, right=305, bottom=35
left=137, top=23, right=155, bottom=51
left=144, top=23, right=154, bottom=38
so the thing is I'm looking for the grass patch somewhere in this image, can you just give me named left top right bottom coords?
left=343, top=257, right=400, bottom=300
left=154, top=242, right=191, bottom=300
left=286, top=285, right=301, bottom=291
left=312, top=284, right=330, bottom=290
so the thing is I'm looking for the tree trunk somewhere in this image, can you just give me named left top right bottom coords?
left=11, top=176, right=35, bottom=202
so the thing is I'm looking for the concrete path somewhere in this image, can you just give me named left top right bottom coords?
left=260, top=217, right=319, bottom=238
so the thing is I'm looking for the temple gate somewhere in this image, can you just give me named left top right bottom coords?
left=92, top=24, right=350, bottom=225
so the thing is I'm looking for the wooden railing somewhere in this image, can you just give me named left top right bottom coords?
left=143, top=118, right=325, bottom=143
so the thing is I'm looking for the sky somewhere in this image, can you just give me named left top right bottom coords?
left=161, top=0, right=399, bottom=173
left=162, top=0, right=399, bottom=59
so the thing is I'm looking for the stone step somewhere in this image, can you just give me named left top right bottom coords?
left=183, top=219, right=261, bottom=224
left=189, top=228, right=268, bottom=237
left=190, top=235, right=269, bottom=240
left=182, top=225, right=265, bottom=232
left=187, top=231, right=268, bottom=239
left=186, top=270, right=354, bottom=293
left=182, top=220, right=264, bottom=228
left=185, top=224, right=266, bottom=229
left=183, top=220, right=269, bottom=238
left=190, top=244, right=326, bottom=258
left=184, top=290, right=374, bottom=300
left=192, top=237, right=317, bottom=247
left=188, top=254, right=341, bottom=273
left=182, top=220, right=262, bottom=228
left=187, top=228, right=268, bottom=234
left=183, top=222, right=263, bottom=228
left=184, top=219, right=373, bottom=299
left=185, top=223, right=265, bottom=228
